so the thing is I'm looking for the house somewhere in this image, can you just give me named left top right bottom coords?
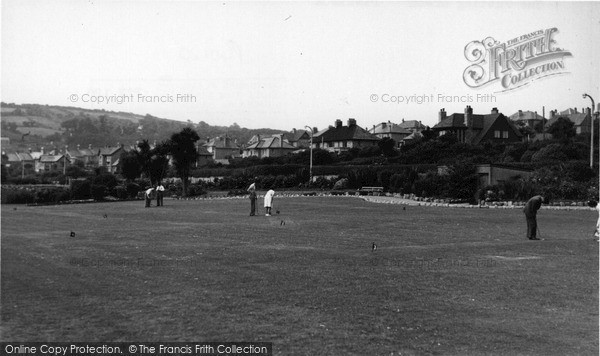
left=66, top=144, right=99, bottom=167
left=397, top=119, right=426, bottom=133
left=283, top=129, right=311, bottom=148
left=509, top=110, right=545, bottom=132
left=312, top=118, right=380, bottom=153
left=35, top=154, right=68, bottom=173
left=98, top=145, right=125, bottom=173
left=243, top=134, right=297, bottom=158
left=546, top=107, right=592, bottom=135
left=369, top=121, right=413, bottom=147
left=196, top=145, right=213, bottom=166
left=432, top=106, right=522, bottom=145
left=5, top=151, right=36, bottom=175
left=203, top=136, right=242, bottom=164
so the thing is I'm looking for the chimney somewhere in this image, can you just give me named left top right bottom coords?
left=491, top=107, right=498, bottom=114
left=335, top=119, right=343, bottom=128
left=279, top=134, right=284, bottom=147
left=293, top=128, right=297, bottom=134
left=347, top=118, right=356, bottom=127
left=464, top=105, right=473, bottom=128
left=574, top=108, right=578, bottom=113
left=41, top=147, right=45, bottom=155
left=402, top=118, right=405, bottom=123
left=28, top=147, right=32, bottom=153
left=439, top=108, right=447, bottom=123
left=313, top=127, right=318, bottom=134
left=586, top=107, right=592, bottom=117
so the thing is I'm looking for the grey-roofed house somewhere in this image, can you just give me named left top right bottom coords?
left=397, top=119, right=426, bottom=132
left=5, top=151, right=36, bottom=175
left=283, top=129, right=311, bottom=148
left=432, top=106, right=523, bottom=145
left=509, top=110, right=545, bottom=132
left=312, top=118, right=380, bottom=153
left=243, top=134, right=296, bottom=158
left=546, top=107, right=592, bottom=135
left=203, top=136, right=241, bottom=164
left=98, top=145, right=125, bottom=173
left=67, top=144, right=98, bottom=167
left=35, top=154, right=68, bottom=173
left=369, top=121, right=413, bottom=147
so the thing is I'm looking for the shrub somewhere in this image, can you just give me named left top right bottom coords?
left=91, top=184, right=107, bottom=201
left=126, top=182, right=141, bottom=198
left=113, top=186, right=128, bottom=200
left=71, top=180, right=92, bottom=200
left=1, top=188, right=35, bottom=204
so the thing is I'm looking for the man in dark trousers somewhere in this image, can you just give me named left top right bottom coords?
left=247, top=179, right=257, bottom=216
left=524, top=195, right=545, bottom=240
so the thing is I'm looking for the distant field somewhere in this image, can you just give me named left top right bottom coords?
left=1, top=197, right=598, bottom=355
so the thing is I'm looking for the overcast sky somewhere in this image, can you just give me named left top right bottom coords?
left=2, top=1, right=599, bottom=130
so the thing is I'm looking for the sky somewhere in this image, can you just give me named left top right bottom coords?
left=2, top=1, right=599, bottom=131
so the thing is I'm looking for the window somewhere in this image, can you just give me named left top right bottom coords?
left=502, top=131, right=509, bottom=138
left=494, top=130, right=501, bottom=138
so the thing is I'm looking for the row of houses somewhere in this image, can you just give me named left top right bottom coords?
left=2, top=144, right=127, bottom=175
left=3, top=105, right=595, bottom=173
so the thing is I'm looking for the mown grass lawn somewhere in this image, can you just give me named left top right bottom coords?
left=1, top=197, right=598, bottom=355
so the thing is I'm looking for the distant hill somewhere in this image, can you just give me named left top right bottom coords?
left=0, top=102, right=285, bottom=152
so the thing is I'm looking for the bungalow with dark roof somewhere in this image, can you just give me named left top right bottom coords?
left=312, top=118, right=380, bottom=153
left=432, top=106, right=522, bottom=145
left=546, top=107, right=592, bottom=135
left=98, top=145, right=125, bottom=173
left=243, top=134, right=296, bottom=158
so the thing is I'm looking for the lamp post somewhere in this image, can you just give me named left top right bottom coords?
left=304, top=126, right=313, bottom=185
left=583, top=93, right=595, bottom=168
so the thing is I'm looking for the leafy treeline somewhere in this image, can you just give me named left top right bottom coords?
left=0, top=102, right=284, bottom=149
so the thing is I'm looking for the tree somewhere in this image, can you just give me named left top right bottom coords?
left=166, top=127, right=200, bottom=196
left=135, top=140, right=169, bottom=186
left=378, top=137, right=397, bottom=157
left=547, top=117, right=576, bottom=143
left=120, top=151, right=142, bottom=181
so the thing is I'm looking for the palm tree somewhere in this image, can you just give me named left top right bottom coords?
left=167, top=127, right=200, bottom=196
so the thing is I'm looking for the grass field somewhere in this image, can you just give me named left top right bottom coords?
left=1, top=196, right=598, bottom=355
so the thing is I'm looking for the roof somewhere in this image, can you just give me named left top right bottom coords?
left=402, top=131, right=423, bottom=141
left=6, top=152, right=34, bottom=162
left=283, top=130, right=310, bottom=142
left=246, top=135, right=296, bottom=150
left=509, top=110, right=544, bottom=122
left=313, top=123, right=380, bottom=143
left=397, top=120, right=426, bottom=131
left=204, top=136, right=240, bottom=149
left=197, top=146, right=212, bottom=156
left=547, top=112, right=590, bottom=128
left=39, top=154, right=65, bottom=163
left=433, top=112, right=522, bottom=143
left=99, top=146, right=122, bottom=156
left=370, top=122, right=412, bottom=135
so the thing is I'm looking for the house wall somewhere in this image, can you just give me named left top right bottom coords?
left=479, top=117, right=521, bottom=143
left=476, top=164, right=532, bottom=187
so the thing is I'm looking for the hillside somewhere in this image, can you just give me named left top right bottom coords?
left=0, top=102, right=285, bottom=151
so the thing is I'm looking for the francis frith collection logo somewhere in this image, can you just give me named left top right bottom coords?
left=463, top=28, right=572, bottom=92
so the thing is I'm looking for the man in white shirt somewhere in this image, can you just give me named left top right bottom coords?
left=145, top=187, right=154, bottom=208
left=156, top=182, right=165, bottom=206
